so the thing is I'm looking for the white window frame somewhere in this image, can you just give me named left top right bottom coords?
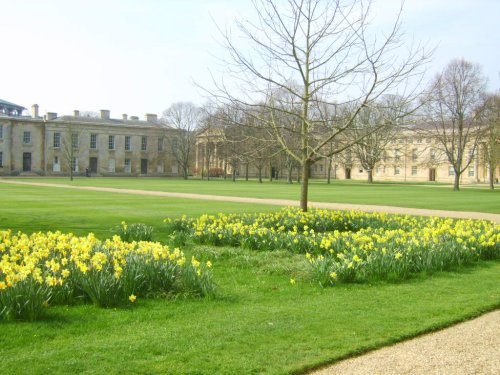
left=90, top=134, right=98, bottom=149
left=71, top=133, right=79, bottom=149
left=108, top=159, right=116, bottom=173
left=125, top=136, right=131, bottom=151
left=108, top=135, right=115, bottom=150
left=71, top=157, right=78, bottom=172
left=124, top=159, right=131, bottom=173
left=141, top=136, right=147, bottom=151
left=0, top=124, right=3, bottom=139
left=53, top=132, right=61, bottom=148
left=23, top=131, right=31, bottom=144
left=411, top=166, right=417, bottom=176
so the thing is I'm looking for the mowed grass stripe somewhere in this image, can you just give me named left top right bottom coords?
left=6, top=177, right=500, bottom=213
left=0, top=181, right=499, bottom=374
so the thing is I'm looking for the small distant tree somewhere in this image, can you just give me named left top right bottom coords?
left=478, top=94, right=500, bottom=189
left=350, top=99, right=406, bottom=183
left=61, top=126, right=81, bottom=181
left=423, top=59, right=488, bottom=190
left=162, top=102, right=201, bottom=179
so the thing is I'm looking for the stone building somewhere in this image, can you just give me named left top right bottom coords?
left=0, top=100, right=181, bottom=177
left=195, top=126, right=498, bottom=184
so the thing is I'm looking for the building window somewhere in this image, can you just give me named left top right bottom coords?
left=394, top=166, right=400, bottom=175
left=71, top=133, right=79, bottom=149
left=411, top=166, right=417, bottom=176
left=108, top=135, right=115, bottom=150
left=394, top=149, right=400, bottom=162
left=319, top=164, right=323, bottom=172
left=53, top=132, right=61, bottom=148
left=417, top=138, right=422, bottom=144
left=0, top=124, right=3, bottom=139
left=399, top=138, right=405, bottom=144
left=108, top=159, right=115, bottom=173
left=449, top=166, right=455, bottom=176
left=468, top=166, right=475, bottom=177
left=125, top=136, right=131, bottom=151
left=71, top=157, right=78, bottom=172
left=90, top=134, right=98, bottom=149
left=468, top=149, right=475, bottom=161
left=124, top=159, right=131, bottom=173
left=430, top=149, right=435, bottom=162
left=412, top=148, right=418, bottom=161
left=141, top=136, right=147, bottom=151
left=0, top=151, right=3, bottom=167
left=158, top=137, right=163, bottom=152
left=23, top=131, right=31, bottom=144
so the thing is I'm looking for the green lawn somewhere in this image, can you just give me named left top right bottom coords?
left=0, top=182, right=499, bottom=374
left=7, top=177, right=500, bottom=213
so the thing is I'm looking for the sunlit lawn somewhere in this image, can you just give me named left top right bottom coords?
left=0, top=182, right=499, bottom=374
left=7, top=176, right=500, bottom=213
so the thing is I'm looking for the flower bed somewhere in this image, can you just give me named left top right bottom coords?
left=0, top=230, right=214, bottom=321
left=165, top=207, right=500, bottom=285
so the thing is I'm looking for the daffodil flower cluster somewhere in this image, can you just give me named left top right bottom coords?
left=0, top=230, right=215, bottom=321
left=165, top=207, right=499, bottom=285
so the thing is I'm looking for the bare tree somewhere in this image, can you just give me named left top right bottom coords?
left=423, top=59, right=488, bottom=190
left=478, top=94, right=500, bottom=189
left=351, top=97, right=410, bottom=182
left=162, top=102, right=200, bottom=179
left=61, top=126, right=81, bottom=181
left=208, top=0, right=429, bottom=211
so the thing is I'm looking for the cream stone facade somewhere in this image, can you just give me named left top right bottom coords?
left=0, top=102, right=181, bottom=177
left=195, top=128, right=499, bottom=184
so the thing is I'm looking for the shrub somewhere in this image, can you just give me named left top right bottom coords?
left=112, top=221, right=154, bottom=242
left=0, top=231, right=216, bottom=321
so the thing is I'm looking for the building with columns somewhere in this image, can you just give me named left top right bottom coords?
left=194, top=126, right=498, bottom=184
left=0, top=100, right=182, bottom=177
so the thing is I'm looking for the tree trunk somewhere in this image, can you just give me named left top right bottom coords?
left=258, top=167, right=262, bottom=183
left=245, top=163, right=249, bottom=181
left=453, top=171, right=460, bottom=191
left=287, top=165, right=293, bottom=184
left=327, top=158, right=332, bottom=184
left=232, top=166, right=236, bottom=182
left=367, top=169, right=373, bottom=183
left=489, top=164, right=495, bottom=190
left=269, top=160, right=273, bottom=182
left=183, top=166, right=188, bottom=180
left=300, top=160, right=310, bottom=212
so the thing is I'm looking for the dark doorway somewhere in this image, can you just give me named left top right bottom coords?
left=23, top=152, right=32, bottom=172
left=429, top=168, right=436, bottom=181
left=141, top=159, right=148, bottom=174
left=345, top=167, right=351, bottom=179
left=89, top=157, right=98, bottom=173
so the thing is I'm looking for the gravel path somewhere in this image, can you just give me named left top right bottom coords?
left=2, top=179, right=500, bottom=374
left=311, top=310, right=500, bottom=375
left=1, top=179, right=499, bottom=223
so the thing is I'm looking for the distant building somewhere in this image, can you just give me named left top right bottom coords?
left=0, top=100, right=182, bottom=176
left=195, top=126, right=498, bottom=184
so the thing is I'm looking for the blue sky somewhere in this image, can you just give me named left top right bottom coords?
left=1, top=0, right=499, bottom=118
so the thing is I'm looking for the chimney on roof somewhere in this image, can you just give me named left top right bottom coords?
left=31, top=104, right=39, bottom=118
left=145, top=113, right=157, bottom=122
left=122, top=114, right=128, bottom=120
left=45, top=112, right=57, bottom=120
left=100, top=109, right=110, bottom=120
left=130, top=116, right=139, bottom=120
left=73, top=110, right=80, bottom=117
